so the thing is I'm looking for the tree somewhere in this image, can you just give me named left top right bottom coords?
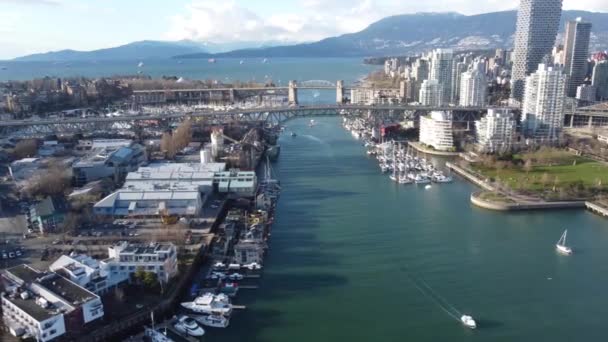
left=540, top=173, right=550, bottom=188
left=160, top=132, right=175, bottom=160
left=173, top=119, right=192, bottom=152
left=134, top=267, right=147, bottom=284
left=523, top=159, right=533, bottom=174
left=23, top=166, right=71, bottom=198
left=143, top=272, right=158, bottom=289
left=61, top=212, right=82, bottom=236
left=13, top=139, right=38, bottom=159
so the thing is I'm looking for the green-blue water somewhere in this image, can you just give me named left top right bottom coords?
left=0, top=58, right=375, bottom=84
left=208, top=117, right=608, bottom=341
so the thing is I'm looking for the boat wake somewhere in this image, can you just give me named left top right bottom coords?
left=405, top=270, right=462, bottom=322
left=300, top=134, right=324, bottom=144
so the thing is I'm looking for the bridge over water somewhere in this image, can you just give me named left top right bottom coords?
left=131, top=80, right=393, bottom=107
left=0, top=104, right=513, bottom=137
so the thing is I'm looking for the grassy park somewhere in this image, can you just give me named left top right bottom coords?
left=470, top=148, right=608, bottom=200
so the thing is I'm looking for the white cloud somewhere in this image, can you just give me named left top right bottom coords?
left=166, top=0, right=608, bottom=44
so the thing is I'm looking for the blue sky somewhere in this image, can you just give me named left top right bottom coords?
left=1, top=0, right=607, bottom=59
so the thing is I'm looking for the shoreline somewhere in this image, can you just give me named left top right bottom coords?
left=446, top=161, right=608, bottom=217
left=409, top=142, right=461, bottom=157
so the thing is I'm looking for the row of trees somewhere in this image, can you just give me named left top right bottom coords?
left=160, top=119, right=193, bottom=159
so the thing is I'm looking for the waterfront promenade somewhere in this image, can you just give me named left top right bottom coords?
left=446, top=162, right=607, bottom=214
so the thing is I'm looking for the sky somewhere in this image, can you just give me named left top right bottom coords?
left=1, top=0, right=607, bottom=59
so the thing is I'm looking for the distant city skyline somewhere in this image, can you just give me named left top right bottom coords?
left=1, top=0, right=608, bottom=59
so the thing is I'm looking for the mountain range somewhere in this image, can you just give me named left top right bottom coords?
left=14, top=10, right=608, bottom=61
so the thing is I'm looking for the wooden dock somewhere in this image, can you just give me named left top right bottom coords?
left=239, top=285, right=259, bottom=289
left=232, top=305, right=247, bottom=310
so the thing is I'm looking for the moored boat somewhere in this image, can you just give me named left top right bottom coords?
left=193, top=314, right=230, bottom=328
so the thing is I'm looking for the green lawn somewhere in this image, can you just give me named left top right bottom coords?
left=472, top=155, right=608, bottom=195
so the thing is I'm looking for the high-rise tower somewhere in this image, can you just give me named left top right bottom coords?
left=511, top=0, right=563, bottom=101
left=563, top=18, right=592, bottom=97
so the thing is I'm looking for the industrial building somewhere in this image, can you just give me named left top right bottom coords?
left=72, top=139, right=147, bottom=187
left=94, top=163, right=257, bottom=218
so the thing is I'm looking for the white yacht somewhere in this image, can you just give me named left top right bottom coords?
left=173, top=315, right=205, bottom=337
left=556, top=229, right=573, bottom=255
left=181, top=293, right=232, bottom=315
left=461, top=315, right=477, bottom=329
left=193, top=314, right=230, bottom=328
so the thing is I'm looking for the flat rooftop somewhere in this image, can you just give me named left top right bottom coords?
left=5, top=296, right=56, bottom=322
left=38, top=274, right=97, bottom=306
left=121, top=243, right=174, bottom=255
left=5, top=264, right=41, bottom=284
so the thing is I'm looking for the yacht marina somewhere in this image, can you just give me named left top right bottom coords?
left=342, top=116, right=453, bottom=185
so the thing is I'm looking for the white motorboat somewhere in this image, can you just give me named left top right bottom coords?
left=425, top=184, right=432, bottom=190
left=389, top=174, right=398, bottom=182
left=415, top=176, right=431, bottom=184
left=309, top=119, right=316, bottom=127
left=398, top=175, right=413, bottom=184
left=144, top=327, right=174, bottom=342
left=181, top=293, right=232, bottom=315
left=193, top=314, right=230, bottom=328
left=173, top=315, right=205, bottom=337
left=556, top=229, right=573, bottom=255
left=461, top=315, right=476, bottom=329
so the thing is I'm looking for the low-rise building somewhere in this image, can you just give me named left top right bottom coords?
left=1, top=265, right=104, bottom=342
left=419, top=111, right=454, bottom=151
left=233, top=241, right=264, bottom=265
left=94, top=163, right=257, bottom=217
left=105, top=242, right=178, bottom=284
left=475, top=109, right=516, bottom=153
left=30, top=196, right=68, bottom=234
left=72, top=140, right=147, bottom=187
left=50, top=254, right=122, bottom=295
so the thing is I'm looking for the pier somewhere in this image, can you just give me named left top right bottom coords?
left=586, top=201, right=608, bottom=217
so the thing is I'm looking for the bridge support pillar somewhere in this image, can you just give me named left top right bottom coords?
left=336, top=80, right=345, bottom=104
left=288, top=81, right=298, bottom=105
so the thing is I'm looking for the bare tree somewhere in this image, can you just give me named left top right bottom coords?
left=541, top=173, right=550, bottom=188
left=23, top=166, right=71, bottom=198
left=13, top=139, right=38, bottom=159
left=160, top=132, right=175, bottom=160
left=523, top=159, right=533, bottom=174
left=173, top=119, right=192, bottom=152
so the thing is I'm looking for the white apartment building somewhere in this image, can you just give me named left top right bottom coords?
left=419, top=111, right=454, bottom=151
left=459, top=70, right=488, bottom=107
left=475, top=109, right=516, bottom=153
left=419, top=79, right=443, bottom=107
left=50, top=254, right=123, bottom=295
left=1, top=265, right=103, bottom=342
left=106, top=242, right=178, bottom=284
left=522, top=64, right=568, bottom=141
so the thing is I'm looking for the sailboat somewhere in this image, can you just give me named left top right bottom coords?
left=556, top=229, right=573, bottom=255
